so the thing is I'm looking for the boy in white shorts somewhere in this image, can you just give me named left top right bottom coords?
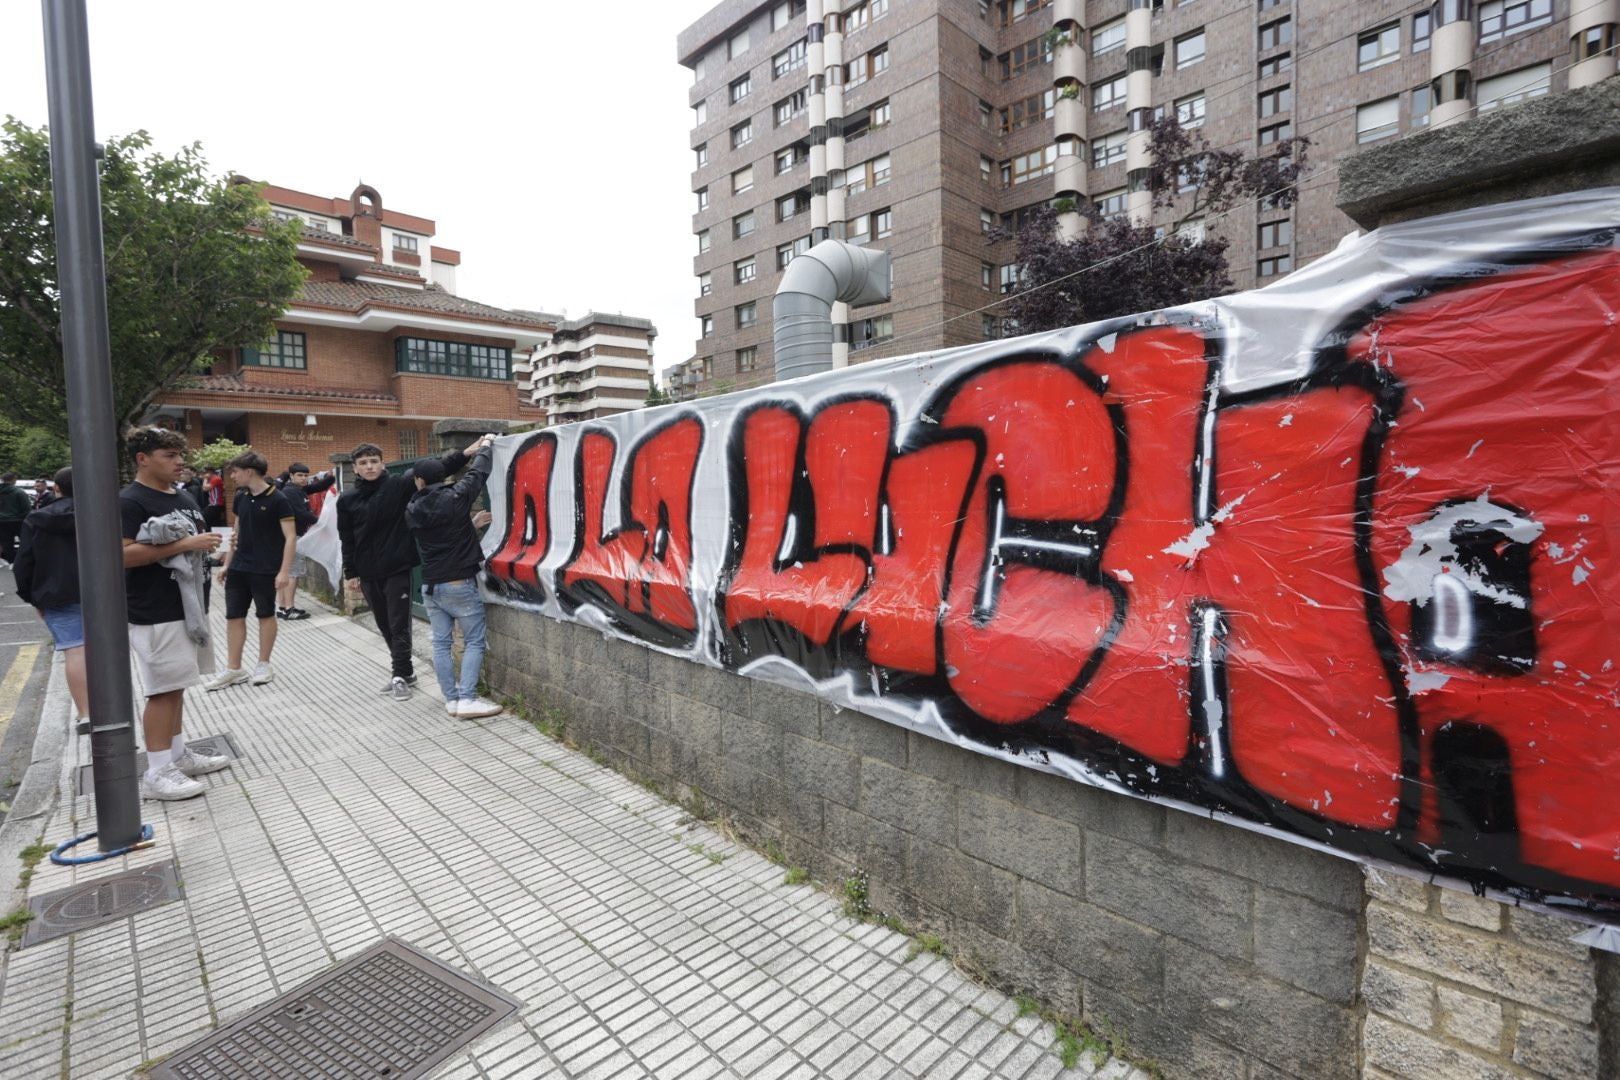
left=120, top=427, right=234, bottom=800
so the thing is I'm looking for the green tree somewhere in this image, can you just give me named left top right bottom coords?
left=187, top=437, right=254, bottom=473
left=0, top=418, right=69, bottom=477
left=644, top=384, right=671, bottom=407
left=0, top=120, right=306, bottom=438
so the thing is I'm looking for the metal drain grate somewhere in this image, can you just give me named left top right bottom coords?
left=76, top=733, right=241, bottom=797
left=149, top=937, right=521, bottom=1079
left=22, top=860, right=181, bottom=948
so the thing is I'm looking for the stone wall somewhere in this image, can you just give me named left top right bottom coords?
left=479, top=605, right=1603, bottom=1079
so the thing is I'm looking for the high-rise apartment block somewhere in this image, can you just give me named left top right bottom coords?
left=674, top=0, right=1617, bottom=392
left=516, top=313, right=658, bottom=426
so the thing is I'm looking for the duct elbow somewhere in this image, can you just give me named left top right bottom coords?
left=772, top=239, right=892, bottom=382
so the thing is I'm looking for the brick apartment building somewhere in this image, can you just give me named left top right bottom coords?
left=672, top=0, right=1618, bottom=393
left=151, top=181, right=555, bottom=470
left=515, top=312, right=658, bottom=426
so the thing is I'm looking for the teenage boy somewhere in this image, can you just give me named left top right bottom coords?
left=207, top=451, right=295, bottom=690
left=121, top=427, right=231, bottom=801
left=273, top=462, right=336, bottom=620
left=14, top=467, right=87, bottom=724
left=339, top=441, right=471, bottom=700
left=0, top=473, right=31, bottom=567
left=406, top=434, right=502, bottom=719
left=202, top=468, right=226, bottom=529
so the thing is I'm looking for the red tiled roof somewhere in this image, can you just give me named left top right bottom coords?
left=298, top=225, right=375, bottom=252
left=293, top=280, right=552, bottom=329
left=177, top=373, right=397, bottom=402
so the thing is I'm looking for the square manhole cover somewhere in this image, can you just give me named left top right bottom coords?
left=22, top=860, right=181, bottom=948
left=148, top=937, right=521, bottom=1080
left=76, top=733, right=241, bottom=797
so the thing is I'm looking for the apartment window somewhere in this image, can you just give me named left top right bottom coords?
left=1092, top=17, right=1126, bottom=55
left=981, top=156, right=994, bottom=182
left=737, top=346, right=759, bottom=371
left=848, top=212, right=872, bottom=244
left=1258, top=17, right=1292, bottom=50
left=732, top=165, right=754, bottom=194
left=1358, top=23, right=1401, bottom=70
left=701, top=314, right=715, bottom=337
left=774, top=38, right=808, bottom=78
left=1259, top=52, right=1292, bottom=79
left=694, top=99, right=708, bottom=125
left=394, top=234, right=419, bottom=252
left=998, top=264, right=1020, bottom=294
left=698, top=229, right=711, bottom=254
left=1258, top=84, right=1292, bottom=118
left=244, top=330, right=307, bottom=370
left=1257, top=219, right=1292, bottom=249
left=1001, top=145, right=1057, bottom=186
left=979, top=100, right=994, bottom=128
left=1411, top=84, right=1432, bottom=128
left=729, top=28, right=751, bottom=59
left=1259, top=120, right=1292, bottom=145
left=776, top=235, right=811, bottom=269
left=777, top=192, right=810, bottom=221
left=697, top=187, right=709, bottom=211
left=981, top=262, right=994, bottom=289
left=998, top=0, right=1050, bottom=26
left=1000, top=203, right=1045, bottom=232
left=845, top=45, right=889, bottom=88
left=736, top=302, right=757, bottom=329
left=775, top=145, right=800, bottom=174
left=1477, top=62, right=1551, bottom=111
left=1092, top=75, right=1128, bottom=112
left=1001, top=37, right=1053, bottom=79
left=1178, top=219, right=1206, bottom=244
left=730, top=74, right=752, bottom=103
left=1258, top=0, right=1286, bottom=8
left=1095, top=188, right=1128, bottom=218
left=1092, top=130, right=1127, bottom=168
left=731, top=120, right=753, bottom=149
left=1176, top=92, right=1207, bottom=128
left=872, top=207, right=893, bottom=238
left=1575, top=24, right=1618, bottom=62
left=871, top=100, right=892, bottom=127
left=1478, top=0, right=1551, bottom=43
left=735, top=257, right=757, bottom=284
left=1258, top=254, right=1293, bottom=278
left=1412, top=11, right=1432, bottom=52
left=395, top=338, right=511, bottom=380
left=694, top=53, right=707, bottom=83
left=1000, top=90, right=1056, bottom=133
left=699, top=271, right=713, bottom=296
left=982, top=314, right=1000, bottom=340
left=1356, top=97, right=1399, bottom=142
left=846, top=152, right=892, bottom=195
left=980, top=208, right=995, bottom=233
left=851, top=315, right=894, bottom=350
left=272, top=209, right=298, bottom=225
left=772, top=0, right=806, bottom=31
left=1174, top=30, right=1206, bottom=69
left=774, top=89, right=808, bottom=126
left=696, top=142, right=709, bottom=168
left=397, top=430, right=420, bottom=458
left=733, top=209, right=756, bottom=238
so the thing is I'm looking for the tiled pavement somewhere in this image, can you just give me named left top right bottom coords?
left=0, top=598, right=1147, bottom=1079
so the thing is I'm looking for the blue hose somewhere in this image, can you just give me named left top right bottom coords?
left=50, top=823, right=156, bottom=865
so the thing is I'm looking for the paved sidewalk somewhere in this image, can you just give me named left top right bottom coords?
left=0, top=597, right=1145, bottom=1079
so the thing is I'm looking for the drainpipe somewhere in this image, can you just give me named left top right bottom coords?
left=773, top=239, right=891, bottom=382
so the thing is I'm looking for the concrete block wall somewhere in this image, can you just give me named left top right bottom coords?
left=480, top=606, right=1613, bottom=1078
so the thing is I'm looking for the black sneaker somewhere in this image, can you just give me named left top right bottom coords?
left=275, top=607, right=291, bottom=619
left=285, top=608, right=311, bottom=621
left=390, top=676, right=413, bottom=701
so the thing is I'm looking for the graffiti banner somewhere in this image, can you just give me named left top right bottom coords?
left=484, top=190, right=1620, bottom=915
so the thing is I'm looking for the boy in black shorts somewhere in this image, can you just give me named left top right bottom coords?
left=207, top=451, right=296, bottom=690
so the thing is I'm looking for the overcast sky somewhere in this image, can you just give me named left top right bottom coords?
left=0, top=0, right=717, bottom=374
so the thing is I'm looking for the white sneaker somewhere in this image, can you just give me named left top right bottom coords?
left=455, top=697, right=503, bottom=720
left=205, top=669, right=249, bottom=692
left=250, top=662, right=274, bottom=685
left=174, top=747, right=232, bottom=776
left=141, top=764, right=204, bottom=801
left=445, top=701, right=460, bottom=717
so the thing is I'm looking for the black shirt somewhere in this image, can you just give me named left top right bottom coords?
left=230, top=484, right=295, bottom=575
left=120, top=481, right=208, bottom=626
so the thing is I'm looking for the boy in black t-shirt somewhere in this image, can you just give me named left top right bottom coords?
left=207, top=451, right=296, bottom=691
left=121, top=427, right=232, bottom=801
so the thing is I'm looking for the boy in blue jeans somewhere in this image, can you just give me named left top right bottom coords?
left=405, top=434, right=502, bottom=719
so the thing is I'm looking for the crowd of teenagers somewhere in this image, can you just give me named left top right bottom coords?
left=9, top=427, right=504, bottom=802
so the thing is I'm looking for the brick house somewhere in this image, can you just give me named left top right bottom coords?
left=152, top=181, right=555, bottom=473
